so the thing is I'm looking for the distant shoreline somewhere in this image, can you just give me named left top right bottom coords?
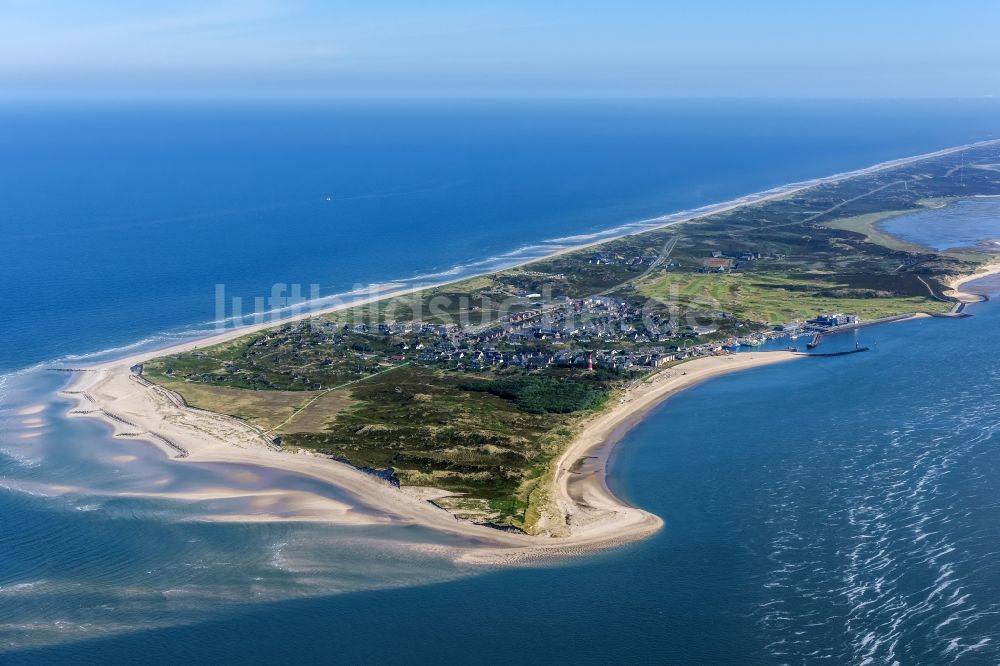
left=30, top=137, right=999, bottom=375
left=60, top=140, right=1000, bottom=563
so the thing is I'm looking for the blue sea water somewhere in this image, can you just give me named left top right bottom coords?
left=2, top=99, right=1000, bottom=372
left=3, top=100, right=1000, bottom=663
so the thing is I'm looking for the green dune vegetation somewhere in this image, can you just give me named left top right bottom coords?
left=144, top=143, right=1000, bottom=531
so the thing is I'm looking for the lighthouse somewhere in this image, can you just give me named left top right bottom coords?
left=587, top=353, right=594, bottom=371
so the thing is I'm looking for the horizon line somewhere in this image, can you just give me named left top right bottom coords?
left=2, top=94, right=1000, bottom=105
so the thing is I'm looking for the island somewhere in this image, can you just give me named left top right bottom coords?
left=67, top=141, right=1000, bottom=559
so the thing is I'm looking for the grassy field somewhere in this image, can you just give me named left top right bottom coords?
left=277, top=391, right=355, bottom=433
left=151, top=377, right=320, bottom=432
left=638, top=270, right=951, bottom=324
left=820, top=211, right=933, bottom=253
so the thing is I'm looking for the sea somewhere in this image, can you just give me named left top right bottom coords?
left=2, top=100, right=1000, bottom=664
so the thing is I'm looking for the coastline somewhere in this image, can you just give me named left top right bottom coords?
left=66, top=348, right=798, bottom=562
left=944, top=261, right=1000, bottom=302
left=461, top=352, right=801, bottom=564
left=39, top=137, right=1000, bottom=374
left=54, top=139, right=1000, bottom=563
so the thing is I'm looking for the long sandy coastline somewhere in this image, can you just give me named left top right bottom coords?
left=66, top=349, right=799, bottom=561
left=58, top=136, right=999, bottom=371
left=60, top=139, right=1000, bottom=563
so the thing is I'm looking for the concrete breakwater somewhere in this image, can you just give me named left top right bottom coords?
left=797, top=347, right=870, bottom=358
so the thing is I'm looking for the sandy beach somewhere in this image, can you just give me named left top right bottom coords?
left=66, top=346, right=799, bottom=561
left=52, top=137, right=997, bottom=373
left=944, top=261, right=1000, bottom=302
left=56, top=139, right=999, bottom=563
left=62, top=254, right=997, bottom=561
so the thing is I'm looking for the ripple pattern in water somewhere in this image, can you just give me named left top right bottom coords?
left=0, top=370, right=476, bottom=652
left=3, top=279, right=1000, bottom=663
left=755, top=372, right=1000, bottom=664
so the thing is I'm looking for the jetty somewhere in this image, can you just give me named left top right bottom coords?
left=797, top=346, right=870, bottom=358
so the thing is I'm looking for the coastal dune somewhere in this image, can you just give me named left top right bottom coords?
left=58, top=139, right=1000, bottom=562
left=67, top=350, right=798, bottom=562
left=68, top=362, right=532, bottom=547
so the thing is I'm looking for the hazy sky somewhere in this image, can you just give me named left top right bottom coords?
left=3, top=0, right=999, bottom=99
